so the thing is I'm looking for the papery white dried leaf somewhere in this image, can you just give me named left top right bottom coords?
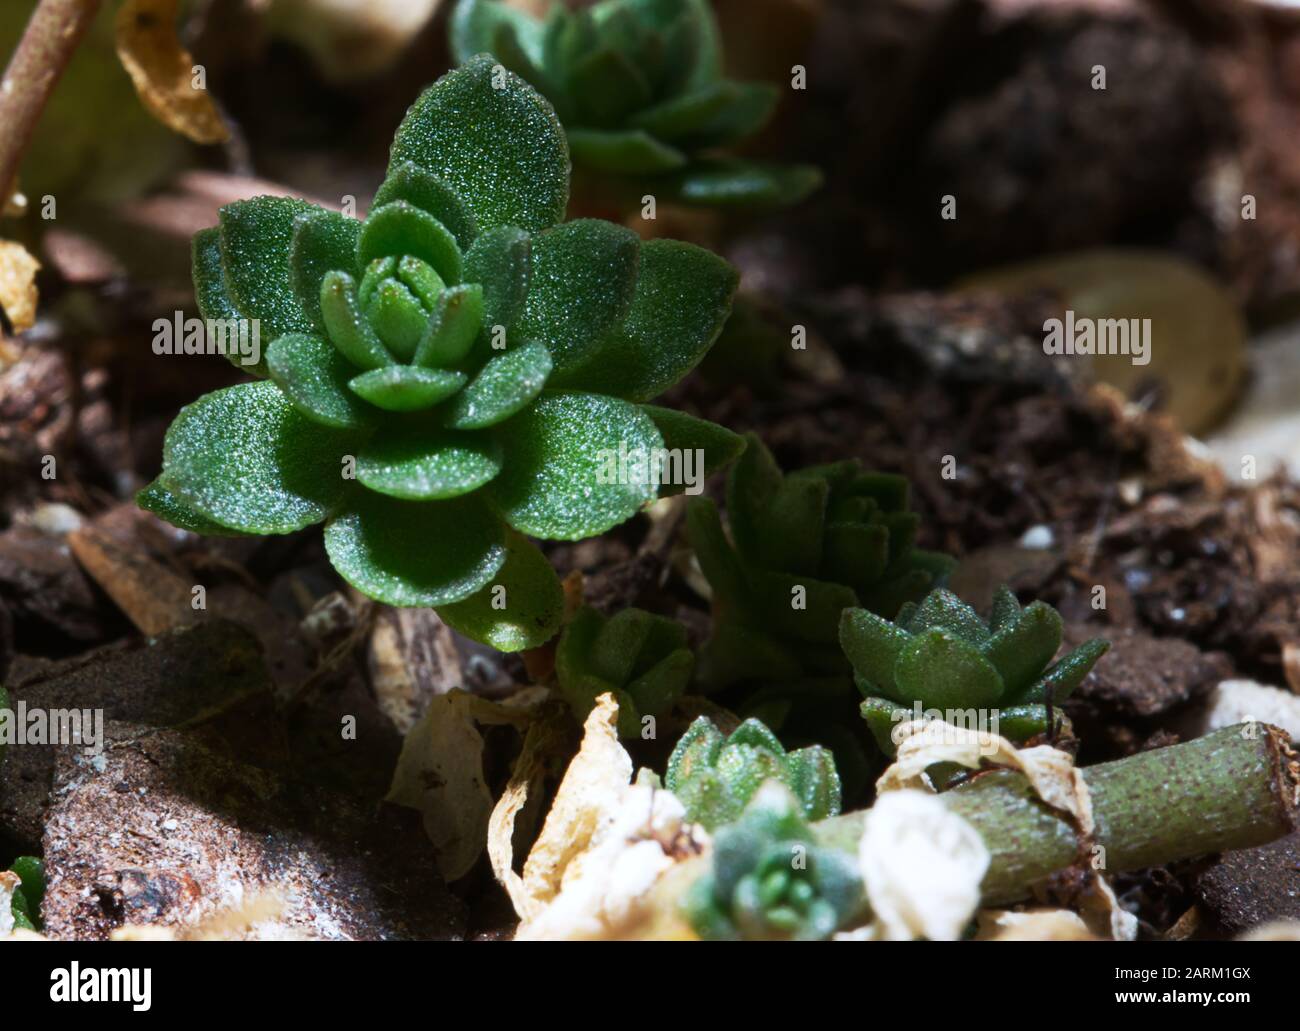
left=857, top=789, right=988, bottom=941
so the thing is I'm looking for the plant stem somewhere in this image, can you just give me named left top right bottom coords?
left=0, top=0, right=103, bottom=205
left=814, top=723, right=1300, bottom=907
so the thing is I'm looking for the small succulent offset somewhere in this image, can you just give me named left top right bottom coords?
left=666, top=716, right=841, bottom=830
left=682, top=782, right=862, bottom=941
left=450, top=0, right=821, bottom=208
left=139, top=57, right=742, bottom=652
left=688, top=435, right=954, bottom=696
left=555, top=606, right=694, bottom=737
left=6, top=856, right=44, bottom=932
left=842, top=586, right=1109, bottom=755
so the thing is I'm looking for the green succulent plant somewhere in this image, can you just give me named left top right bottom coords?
left=6, top=856, right=44, bottom=932
left=842, top=585, right=1109, bottom=756
left=684, top=436, right=952, bottom=765
left=450, top=0, right=821, bottom=208
left=138, top=56, right=742, bottom=652
left=666, top=716, right=840, bottom=830
left=683, top=782, right=862, bottom=941
left=555, top=606, right=694, bottom=736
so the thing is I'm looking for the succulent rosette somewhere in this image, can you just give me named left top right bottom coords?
left=555, top=606, right=695, bottom=737
left=682, top=782, right=862, bottom=941
left=450, top=0, right=821, bottom=208
left=139, top=56, right=741, bottom=651
left=666, top=716, right=841, bottom=831
left=843, top=586, right=1109, bottom=755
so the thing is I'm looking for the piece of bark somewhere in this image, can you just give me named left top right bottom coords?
left=367, top=606, right=464, bottom=735
left=68, top=522, right=196, bottom=636
left=1069, top=625, right=1233, bottom=719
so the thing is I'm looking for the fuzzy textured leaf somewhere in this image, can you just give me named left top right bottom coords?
left=489, top=391, right=662, bottom=540
left=163, top=381, right=355, bottom=534
left=388, top=55, right=569, bottom=234
left=324, top=490, right=505, bottom=607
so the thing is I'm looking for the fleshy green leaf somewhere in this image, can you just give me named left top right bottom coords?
left=324, top=490, right=506, bottom=607
left=679, top=82, right=778, bottom=146
left=859, top=695, right=911, bottom=757
left=906, top=589, right=990, bottom=647
left=989, top=585, right=1022, bottom=634
left=625, top=648, right=692, bottom=721
left=695, top=620, right=803, bottom=694
left=162, top=381, right=355, bottom=534
left=984, top=601, right=1063, bottom=698
left=749, top=569, right=858, bottom=645
left=290, top=209, right=360, bottom=332
left=490, top=18, right=564, bottom=102
left=217, top=196, right=318, bottom=338
left=995, top=703, right=1062, bottom=744
left=786, top=745, right=842, bottom=822
left=436, top=532, right=564, bottom=651
left=567, top=128, right=685, bottom=173
left=685, top=497, right=750, bottom=611
left=1024, top=638, right=1110, bottom=704
left=137, top=476, right=250, bottom=537
left=567, top=47, right=651, bottom=128
left=266, top=332, right=374, bottom=430
left=363, top=276, right=430, bottom=361
left=551, top=239, right=737, bottom=401
left=356, top=424, right=502, bottom=500
left=359, top=201, right=462, bottom=285
left=517, top=219, right=640, bottom=377
left=839, top=608, right=912, bottom=701
left=667, top=717, right=725, bottom=789
left=640, top=405, right=744, bottom=495
left=442, top=340, right=552, bottom=430
left=320, top=271, right=393, bottom=369
left=630, top=81, right=741, bottom=141
left=348, top=365, right=467, bottom=412
left=825, top=523, right=889, bottom=588
left=665, top=159, right=822, bottom=209
left=754, top=476, right=828, bottom=576
left=450, top=0, right=545, bottom=66
left=489, top=390, right=662, bottom=540
left=192, top=227, right=261, bottom=376
left=414, top=284, right=485, bottom=368
left=893, top=629, right=1004, bottom=710
left=372, top=162, right=477, bottom=251
left=463, top=224, right=531, bottom=335
left=388, top=55, right=569, bottom=234
left=726, top=433, right=783, bottom=560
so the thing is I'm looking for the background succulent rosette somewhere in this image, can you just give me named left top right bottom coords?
left=450, top=0, right=821, bottom=208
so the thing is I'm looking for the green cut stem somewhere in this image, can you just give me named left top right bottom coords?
left=815, top=723, right=1300, bottom=907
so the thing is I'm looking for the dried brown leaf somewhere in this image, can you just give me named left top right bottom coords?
left=0, top=240, right=40, bottom=335
left=387, top=689, right=538, bottom=882
left=115, top=0, right=231, bottom=145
